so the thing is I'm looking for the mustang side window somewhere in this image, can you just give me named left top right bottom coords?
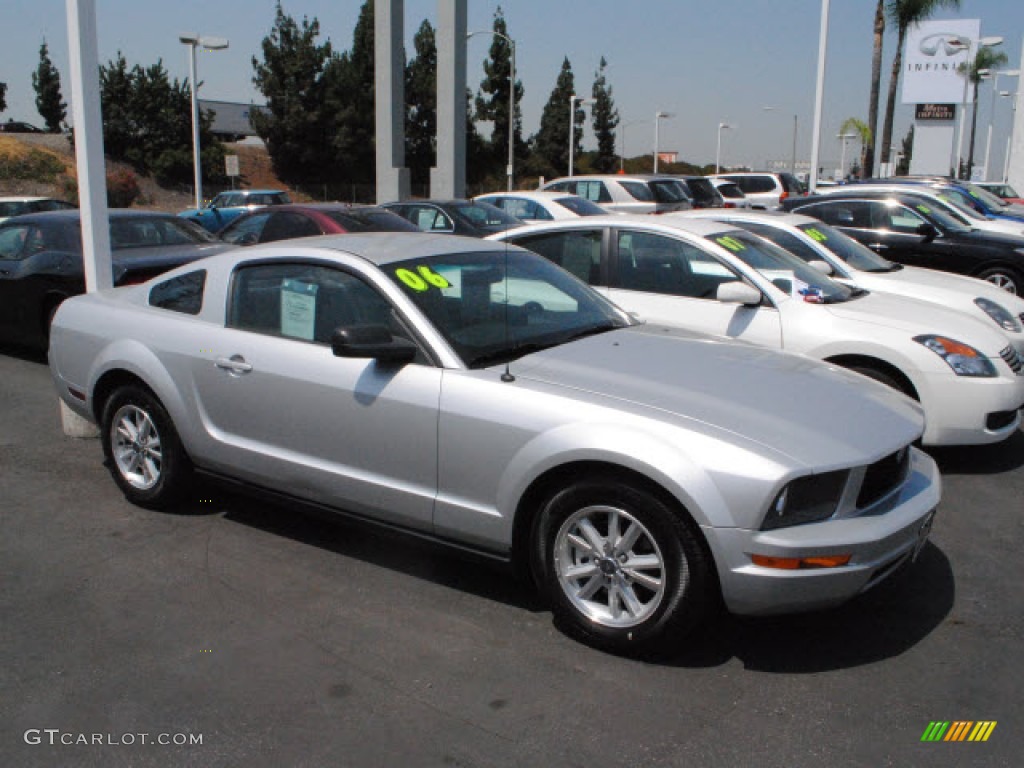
left=149, top=270, right=206, bottom=315
left=229, top=263, right=420, bottom=356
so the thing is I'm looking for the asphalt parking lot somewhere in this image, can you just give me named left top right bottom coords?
left=2, top=346, right=1022, bottom=768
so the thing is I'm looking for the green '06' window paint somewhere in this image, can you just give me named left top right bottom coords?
left=395, top=266, right=451, bottom=291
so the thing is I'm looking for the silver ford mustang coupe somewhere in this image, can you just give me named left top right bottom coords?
left=49, top=233, right=940, bottom=654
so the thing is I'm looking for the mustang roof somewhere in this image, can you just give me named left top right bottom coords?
left=248, top=232, right=526, bottom=266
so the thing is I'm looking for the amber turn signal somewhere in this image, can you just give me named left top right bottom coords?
left=751, top=554, right=852, bottom=570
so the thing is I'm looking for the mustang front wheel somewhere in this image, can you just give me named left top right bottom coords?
left=535, top=479, right=712, bottom=654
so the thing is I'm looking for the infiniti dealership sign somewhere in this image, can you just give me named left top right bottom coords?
left=902, top=19, right=980, bottom=104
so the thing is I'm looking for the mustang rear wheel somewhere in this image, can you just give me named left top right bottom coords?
left=535, top=479, right=711, bottom=654
left=101, top=384, right=191, bottom=509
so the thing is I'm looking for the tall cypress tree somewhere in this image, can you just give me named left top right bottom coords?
left=405, top=20, right=436, bottom=188
left=325, top=0, right=375, bottom=184
left=251, top=2, right=334, bottom=184
left=0, top=82, right=7, bottom=114
left=590, top=57, right=618, bottom=174
left=33, top=41, right=67, bottom=133
left=530, top=58, right=583, bottom=179
left=474, top=6, right=524, bottom=182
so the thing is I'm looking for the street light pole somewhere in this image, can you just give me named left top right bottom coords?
left=837, top=132, right=856, bottom=179
left=568, top=94, right=592, bottom=176
left=619, top=119, right=647, bottom=172
left=179, top=33, right=228, bottom=211
left=468, top=30, right=516, bottom=190
left=715, top=122, right=733, bottom=175
left=983, top=70, right=1020, bottom=181
left=763, top=107, right=798, bottom=175
left=1004, top=91, right=1018, bottom=183
left=653, top=110, right=674, bottom=173
left=950, top=35, right=1003, bottom=179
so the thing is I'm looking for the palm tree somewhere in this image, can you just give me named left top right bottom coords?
left=839, top=118, right=872, bottom=179
left=963, top=46, right=1008, bottom=178
left=863, top=1, right=886, bottom=178
left=879, top=0, right=961, bottom=175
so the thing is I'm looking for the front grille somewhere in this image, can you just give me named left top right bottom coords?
left=1000, top=345, right=1024, bottom=376
left=857, top=447, right=911, bottom=509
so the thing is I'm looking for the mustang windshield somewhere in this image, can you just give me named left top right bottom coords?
left=706, top=230, right=856, bottom=303
left=795, top=222, right=899, bottom=273
left=386, top=250, right=631, bottom=368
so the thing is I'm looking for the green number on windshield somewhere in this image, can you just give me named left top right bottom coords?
left=805, top=228, right=827, bottom=242
left=715, top=236, right=746, bottom=252
left=916, top=204, right=931, bottom=214
left=395, top=266, right=450, bottom=291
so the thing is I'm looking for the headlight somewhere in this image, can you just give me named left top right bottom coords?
left=762, top=470, right=848, bottom=530
left=913, top=335, right=998, bottom=377
left=974, top=297, right=1022, bottom=332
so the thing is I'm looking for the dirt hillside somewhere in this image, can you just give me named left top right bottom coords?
left=0, top=133, right=288, bottom=213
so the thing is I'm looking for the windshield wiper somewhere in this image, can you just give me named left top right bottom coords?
left=559, top=322, right=622, bottom=344
left=467, top=323, right=622, bottom=369
left=468, top=342, right=559, bottom=369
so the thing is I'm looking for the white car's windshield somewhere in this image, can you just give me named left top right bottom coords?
left=706, top=230, right=857, bottom=303
left=386, top=250, right=631, bottom=368
left=795, top=222, right=899, bottom=273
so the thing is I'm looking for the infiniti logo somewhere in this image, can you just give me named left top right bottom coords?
left=919, top=33, right=967, bottom=57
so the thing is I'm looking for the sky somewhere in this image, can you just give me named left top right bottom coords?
left=2, top=0, right=1023, bottom=177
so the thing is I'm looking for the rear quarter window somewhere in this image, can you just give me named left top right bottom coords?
left=149, top=270, right=206, bottom=315
left=728, top=176, right=776, bottom=194
left=618, top=181, right=655, bottom=202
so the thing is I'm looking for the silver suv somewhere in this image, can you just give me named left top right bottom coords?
left=710, top=172, right=806, bottom=209
left=541, top=175, right=692, bottom=214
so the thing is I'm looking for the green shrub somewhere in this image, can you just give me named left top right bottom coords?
left=0, top=147, right=66, bottom=181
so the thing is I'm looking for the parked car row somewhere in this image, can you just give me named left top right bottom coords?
left=7, top=174, right=1024, bottom=655
left=49, top=231, right=943, bottom=655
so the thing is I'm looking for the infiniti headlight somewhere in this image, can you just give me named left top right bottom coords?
left=974, top=297, right=1022, bottom=333
left=762, top=470, right=848, bottom=531
left=913, top=335, right=998, bottom=377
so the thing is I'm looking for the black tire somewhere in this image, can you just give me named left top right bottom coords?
left=846, top=364, right=914, bottom=399
left=976, top=266, right=1022, bottom=296
left=100, top=384, right=192, bottom=509
left=534, top=479, right=712, bottom=655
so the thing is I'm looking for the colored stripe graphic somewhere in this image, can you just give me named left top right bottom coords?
left=969, top=722, right=997, bottom=742
left=945, top=721, right=972, bottom=741
left=922, top=721, right=996, bottom=742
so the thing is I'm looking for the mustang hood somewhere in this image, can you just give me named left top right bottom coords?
left=513, top=325, right=924, bottom=469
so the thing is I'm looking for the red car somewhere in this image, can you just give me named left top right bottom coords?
left=218, top=203, right=419, bottom=246
left=976, top=182, right=1024, bottom=205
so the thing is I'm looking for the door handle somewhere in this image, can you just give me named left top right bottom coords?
left=868, top=243, right=888, bottom=251
left=215, top=355, right=253, bottom=374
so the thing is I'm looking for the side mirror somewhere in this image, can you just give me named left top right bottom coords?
left=331, top=325, right=417, bottom=364
left=808, top=259, right=834, bottom=276
left=917, top=222, right=939, bottom=242
left=716, top=281, right=762, bottom=306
